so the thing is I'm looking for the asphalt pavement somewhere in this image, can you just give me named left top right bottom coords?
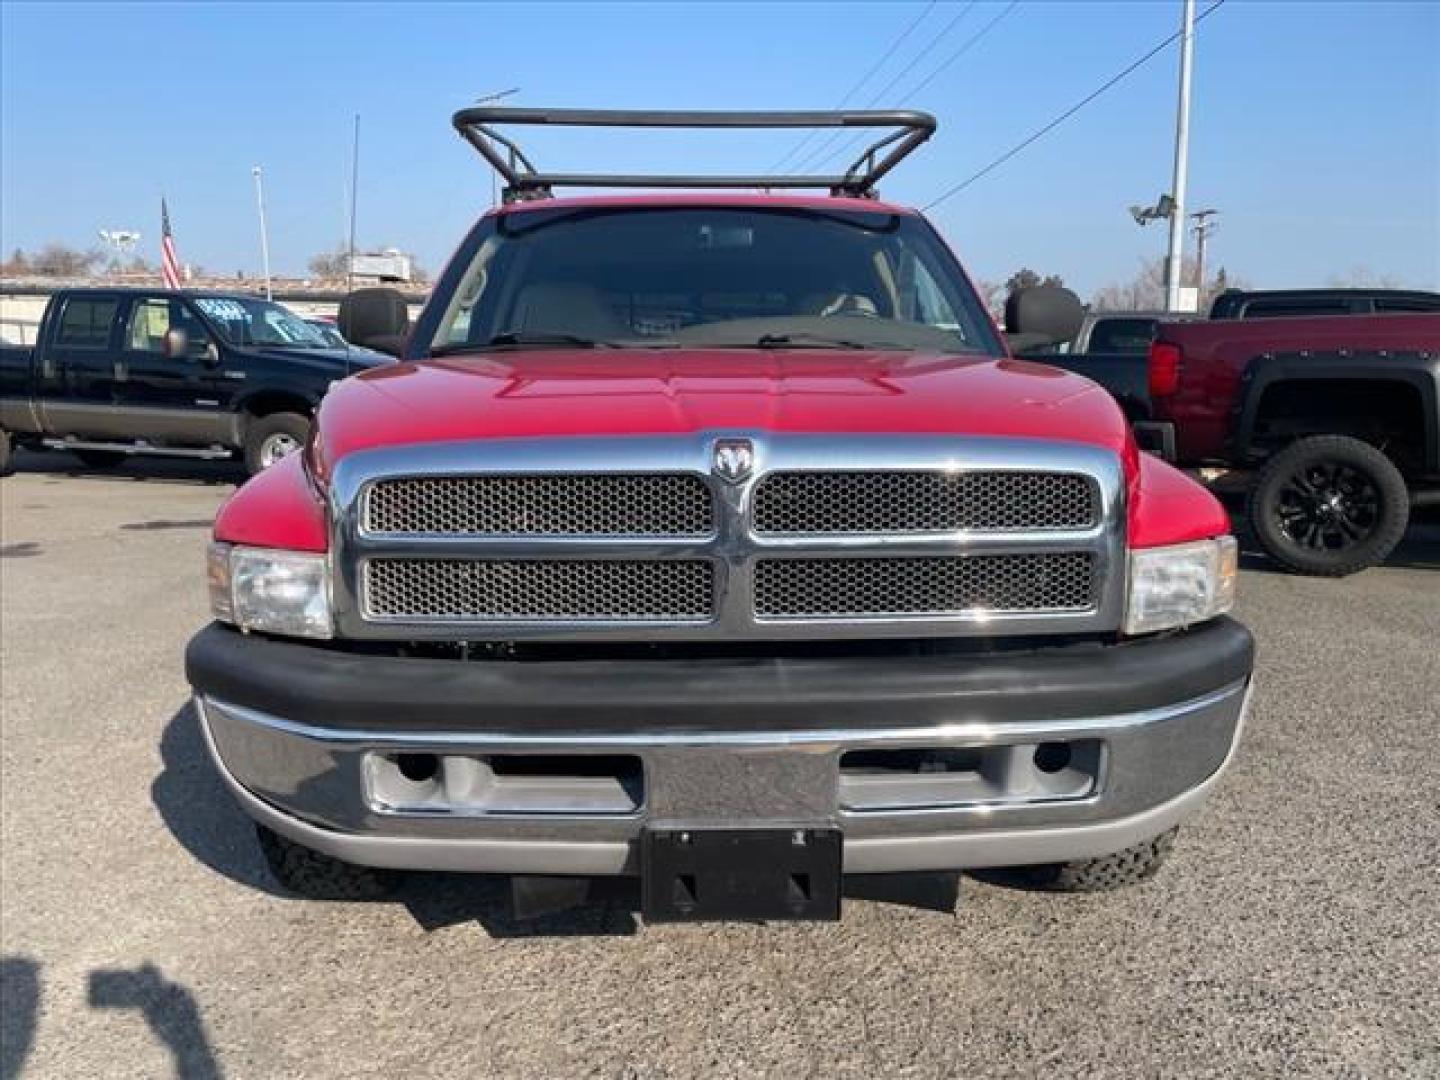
left=2, top=449, right=1437, bottom=1079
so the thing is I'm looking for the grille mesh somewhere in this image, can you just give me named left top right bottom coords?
left=754, top=553, right=1095, bottom=618
left=364, top=474, right=713, bottom=537
left=365, top=559, right=714, bottom=622
left=752, top=471, right=1097, bottom=534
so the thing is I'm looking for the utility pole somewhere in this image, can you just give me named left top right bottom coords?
left=1164, top=0, right=1196, bottom=313
left=1191, top=208, right=1220, bottom=293
left=252, top=166, right=273, bottom=300
left=347, top=114, right=360, bottom=298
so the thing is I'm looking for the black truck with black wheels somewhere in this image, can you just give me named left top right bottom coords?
left=0, top=288, right=391, bottom=477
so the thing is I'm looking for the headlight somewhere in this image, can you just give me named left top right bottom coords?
left=1124, top=536, right=1237, bottom=635
left=208, top=542, right=332, bottom=639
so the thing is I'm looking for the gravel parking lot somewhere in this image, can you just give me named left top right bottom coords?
left=2, top=450, right=1437, bottom=1079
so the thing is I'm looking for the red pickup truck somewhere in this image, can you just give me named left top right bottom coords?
left=1145, top=314, right=1440, bottom=575
left=184, top=109, right=1254, bottom=921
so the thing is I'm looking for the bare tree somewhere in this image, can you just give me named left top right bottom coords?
left=1092, top=256, right=1247, bottom=313
left=307, top=248, right=350, bottom=280
left=1325, top=266, right=1406, bottom=289
left=21, top=244, right=105, bottom=277
left=973, top=278, right=1005, bottom=319
left=1005, top=268, right=1064, bottom=296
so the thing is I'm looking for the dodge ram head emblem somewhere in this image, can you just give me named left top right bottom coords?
left=712, top=439, right=755, bottom=483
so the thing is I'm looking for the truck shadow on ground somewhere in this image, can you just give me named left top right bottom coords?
left=152, top=703, right=283, bottom=896
left=154, top=704, right=964, bottom=938
left=1229, top=513, right=1440, bottom=574
left=6, top=449, right=242, bottom=487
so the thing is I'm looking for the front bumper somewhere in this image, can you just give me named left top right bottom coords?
left=186, top=618, right=1254, bottom=875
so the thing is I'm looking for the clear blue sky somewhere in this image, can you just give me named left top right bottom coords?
left=3, top=1, right=1436, bottom=298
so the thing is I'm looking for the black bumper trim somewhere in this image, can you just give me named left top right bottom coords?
left=186, top=618, right=1254, bottom=736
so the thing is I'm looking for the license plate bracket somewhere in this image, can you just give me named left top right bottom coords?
left=641, top=826, right=842, bottom=922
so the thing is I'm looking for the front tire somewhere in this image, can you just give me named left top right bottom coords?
left=1248, top=435, right=1409, bottom=576
left=255, top=824, right=399, bottom=900
left=0, top=429, right=11, bottom=476
left=1016, top=828, right=1178, bottom=892
left=243, top=412, right=309, bottom=475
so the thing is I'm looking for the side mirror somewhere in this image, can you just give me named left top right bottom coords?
left=1003, top=286, right=1086, bottom=353
left=163, top=328, right=188, bottom=359
left=356, top=334, right=406, bottom=358
left=201, top=341, right=220, bottom=366
left=338, top=288, right=410, bottom=356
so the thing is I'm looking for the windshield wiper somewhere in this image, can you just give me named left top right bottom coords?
left=429, top=332, right=617, bottom=356
left=753, top=332, right=887, bottom=350
left=486, top=330, right=616, bottom=349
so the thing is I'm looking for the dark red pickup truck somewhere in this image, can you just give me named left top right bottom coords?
left=1144, top=314, right=1440, bottom=575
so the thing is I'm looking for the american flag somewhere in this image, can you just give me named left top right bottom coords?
left=161, top=198, right=183, bottom=288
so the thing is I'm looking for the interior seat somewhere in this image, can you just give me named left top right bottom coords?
left=509, top=282, right=630, bottom=340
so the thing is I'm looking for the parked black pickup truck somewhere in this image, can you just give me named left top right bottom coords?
left=1003, top=289, right=1155, bottom=425
left=0, top=288, right=389, bottom=475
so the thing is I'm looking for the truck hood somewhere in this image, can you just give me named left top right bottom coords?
left=310, top=349, right=1135, bottom=481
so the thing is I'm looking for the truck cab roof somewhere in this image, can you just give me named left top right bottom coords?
left=1209, top=287, right=1440, bottom=319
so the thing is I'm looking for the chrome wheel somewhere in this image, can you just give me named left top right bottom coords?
left=259, top=432, right=301, bottom=468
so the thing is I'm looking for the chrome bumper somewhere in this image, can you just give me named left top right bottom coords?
left=197, top=678, right=1251, bottom=876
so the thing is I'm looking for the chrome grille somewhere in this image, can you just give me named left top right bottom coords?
left=752, top=471, right=1097, bottom=534
left=365, top=559, right=714, bottom=622
left=336, top=435, right=1125, bottom=641
left=364, top=474, right=713, bottom=537
left=754, top=554, right=1096, bottom=619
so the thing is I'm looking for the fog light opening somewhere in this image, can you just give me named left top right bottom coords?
left=1033, top=742, right=1072, bottom=774
left=396, top=753, right=439, bottom=783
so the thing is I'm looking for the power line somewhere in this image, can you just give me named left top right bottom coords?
left=923, top=0, right=1227, bottom=212
left=899, top=0, right=1018, bottom=102
left=808, top=1, right=1020, bottom=176
left=789, top=2, right=978, bottom=175
left=769, top=0, right=939, bottom=173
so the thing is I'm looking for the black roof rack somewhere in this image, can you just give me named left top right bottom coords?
left=450, top=107, right=937, bottom=203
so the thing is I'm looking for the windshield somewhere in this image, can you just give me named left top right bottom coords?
left=192, top=297, right=333, bottom=349
left=427, top=207, right=1003, bottom=356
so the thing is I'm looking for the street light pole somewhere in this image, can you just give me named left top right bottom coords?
left=1164, top=0, right=1196, bottom=313
left=252, top=165, right=273, bottom=300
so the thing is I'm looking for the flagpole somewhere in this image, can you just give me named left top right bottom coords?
left=252, top=165, right=273, bottom=300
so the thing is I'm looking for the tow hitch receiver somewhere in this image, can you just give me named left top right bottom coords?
left=642, top=826, right=843, bottom=922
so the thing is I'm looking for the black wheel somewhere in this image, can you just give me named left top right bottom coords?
left=0, top=429, right=11, bottom=476
left=255, top=824, right=399, bottom=900
left=72, top=448, right=128, bottom=469
left=243, top=412, right=309, bottom=475
left=1248, top=435, right=1409, bottom=576
left=1015, top=828, right=1178, bottom=892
